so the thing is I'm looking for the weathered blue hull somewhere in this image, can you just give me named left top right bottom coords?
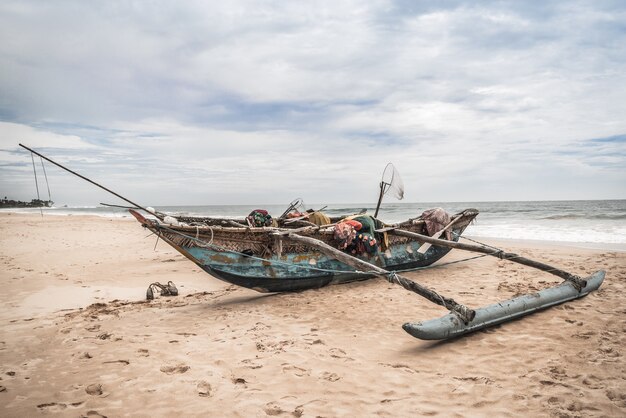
left=184, top=236, right=455, bottom=293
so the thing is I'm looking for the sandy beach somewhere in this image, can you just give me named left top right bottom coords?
left=0, top=213, right=624, bottom=417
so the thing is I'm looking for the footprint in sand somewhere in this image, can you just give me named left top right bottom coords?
left=321, top=372, right=341, bottom=382
left=102, top=360, right=130, bottom=365
left=197, top=381, right=213, bottom=397
left=582, top=374, right=603, bottom=389
left=328, top=347, right=351, bottom=359
left=175, top=332, right=197, bottom=337
left=160, top=364, right=190, bottom=374
left=248, top=322, right=271, bottom=332
left=85, top=384, right=104, bottom=396
left=81, top=411, right=108, bottom=418
left=606, top=390, right=626, bottom=407
left=572, top=331, right=596, bottom=340
left=547, top=366, right=567, bottom=379
left=282, top=364, right=310, bottom=377
left=137, top=349, right=149, bottom=357
left=37, top=401, right=84, bottom=412
left=598, top=345, right=621, bottom=358
left=0, top=385, right=6, bottom=392
left=263, top=402, right=303, bottom=417
left=263, top=402, right=285, bottom=416
left=241, top=359, right=262, bottom=369
left=37, top=402, right=67, bottom=412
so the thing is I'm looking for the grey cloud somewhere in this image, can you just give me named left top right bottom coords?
left=0, top=1, right=625, bottom=204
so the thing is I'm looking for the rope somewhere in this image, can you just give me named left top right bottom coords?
left=154, top=230, right=161, bottom=251
left=30, top=153, right=42, bottom=217
left=386, top=270, right=473, bottom=322
left=457, top=232, right=585, bottom=289
left=456, top=233, right=501, bottom=251
left=39, top=157, right=52, bottom=203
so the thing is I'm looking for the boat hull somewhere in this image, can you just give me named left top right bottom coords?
left=174, top=231, right=458, bottom=292
left=132, top=208, right=479, bottom=293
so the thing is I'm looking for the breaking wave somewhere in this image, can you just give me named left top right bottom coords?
left=542, top=214, right=626, bottom=220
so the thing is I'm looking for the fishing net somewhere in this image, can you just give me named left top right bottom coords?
left=374, top=163, right=404, bottom=217
left=381, top=163, right=404, bottom=200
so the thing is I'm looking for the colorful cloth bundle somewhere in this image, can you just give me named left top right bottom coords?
left=334, top=215, right=379, bottom=255
left=333, top=222, right=357, bottom=249
left=247, top=209, right=274, bottom=227
left=346, top=232, right=378, bottom=255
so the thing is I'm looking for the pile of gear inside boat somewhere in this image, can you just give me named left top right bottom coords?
left=151, top=205, right=462, bottom=259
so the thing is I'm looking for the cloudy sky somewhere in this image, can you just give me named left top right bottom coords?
left=0, top=1, right=624, bottom=206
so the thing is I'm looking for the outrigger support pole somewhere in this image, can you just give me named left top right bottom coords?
left=18, top=144, right=151, bottom=214
left=389, top=229, right=587, bottom=289
left=284, top=233, right=476, bottom=323
left=383, top=228, right=605, bottom=340
left=286, top=230, right=605, bottom=341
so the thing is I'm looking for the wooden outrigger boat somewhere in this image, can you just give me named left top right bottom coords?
left=127, top=208, right=479, bottom=293
left=19, top=144, right=606, bottom=341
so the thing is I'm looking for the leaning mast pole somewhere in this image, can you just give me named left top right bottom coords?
left=18, top=143, right=150, bottom=213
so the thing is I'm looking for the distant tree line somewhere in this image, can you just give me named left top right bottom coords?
left=1, top=197, right=54, bottom=208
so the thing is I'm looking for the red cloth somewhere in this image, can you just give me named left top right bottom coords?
left=421, top=208, right=452, bottom=239
left=342, top=219, right=362, bottom=230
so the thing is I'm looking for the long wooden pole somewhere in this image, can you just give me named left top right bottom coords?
left=285, top=233, right=476, bottom=322
left=373, top=181, right=387, bottom=218
left=390, top=229, right=587, bottom=289
left=19, top=144, right=151, bottom=214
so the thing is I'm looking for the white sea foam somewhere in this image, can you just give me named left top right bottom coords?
left=3, top=200, right=625, bottom=247
left=465, top=222, right=626, bottom=245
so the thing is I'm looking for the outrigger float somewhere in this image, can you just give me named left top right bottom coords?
left=20, top=144, right=606, bottom=341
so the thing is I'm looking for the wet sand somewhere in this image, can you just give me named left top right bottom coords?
left=0, top=213, right=625, bottom=417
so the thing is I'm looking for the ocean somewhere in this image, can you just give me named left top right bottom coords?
left=4, top=200, right=625, bottom=249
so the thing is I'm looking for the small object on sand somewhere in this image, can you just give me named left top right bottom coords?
left=146, top=281, right=179, bottom=300
left=166, top=281, right=178, bottom=296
